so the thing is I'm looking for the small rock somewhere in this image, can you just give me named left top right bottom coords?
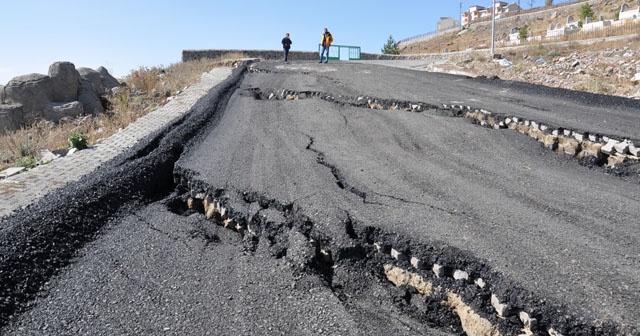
left=519, top=311, right=538, bottom=329
left=432, top=263, right=444, bottom=278
left=391, top=248, right=408, bottom=261
left=38, top=149, right=59, bottom=163
left=410, top=257, right=424, bottom=269
left=491, top=293, right=511, bottom=317
left=453, top=270, right=469, bottom=281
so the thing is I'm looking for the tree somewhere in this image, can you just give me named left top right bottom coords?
left=579, top=3, right=596, bottom=22
left=528, top=0, right=534, bottom=9
left=381, top=35, right=400, bottom=54
left=545, top=0, right=553, bottom=6
left=519, top=26, right=529, bottom=40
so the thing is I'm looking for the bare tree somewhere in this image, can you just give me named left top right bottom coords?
left=528, top=0, right=535, bottom=8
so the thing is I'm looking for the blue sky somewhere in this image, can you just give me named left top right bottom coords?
left=0, top=0, right=547, bottom=84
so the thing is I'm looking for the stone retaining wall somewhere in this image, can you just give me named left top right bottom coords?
left=182, top=49, right=462, bottom=63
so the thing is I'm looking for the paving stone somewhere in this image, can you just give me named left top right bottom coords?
left=602, top=139, right=620, bottom=155
left=0, top=167, right=26, bottom=179
left=613, top=141, right=630, bottom=155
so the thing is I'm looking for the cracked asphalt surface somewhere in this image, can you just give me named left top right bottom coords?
left=1, top=61, right=639, bottom=335
left=4, top=203, right=442, bottom=335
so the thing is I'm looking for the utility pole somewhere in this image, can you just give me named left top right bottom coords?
left=491, top=0, right=496, bottom=58
left=460, top=2, right=464, bottom=28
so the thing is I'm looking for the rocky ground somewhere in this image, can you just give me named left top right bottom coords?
left=449, top=46, right=640, bottom=99
left=399, top=0, right=640, bottom=99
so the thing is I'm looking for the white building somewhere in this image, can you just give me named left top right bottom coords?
left=461, top=2, right=521, bottom=26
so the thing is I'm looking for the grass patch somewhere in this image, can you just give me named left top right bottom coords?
left=0, top=53, right=247, bottom=171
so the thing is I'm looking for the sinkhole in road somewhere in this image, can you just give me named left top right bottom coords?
left=168, top=170, right=629, bottom=335
left=245, top=86, right=640, bottom=180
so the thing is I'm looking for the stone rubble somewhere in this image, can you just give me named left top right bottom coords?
left=456, top=48, right=640, bottom=99
left=463, top=108, right=640, bottom=167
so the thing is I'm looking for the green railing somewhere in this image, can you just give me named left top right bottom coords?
left=318, top=44, right=361, bottom=60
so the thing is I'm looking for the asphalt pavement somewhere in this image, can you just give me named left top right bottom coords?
left=176, top=61, right=640, bottom=334
left=1, top=60, right=639, bottom=335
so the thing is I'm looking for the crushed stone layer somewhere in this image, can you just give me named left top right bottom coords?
left=0, top=67, right=232, bottom=219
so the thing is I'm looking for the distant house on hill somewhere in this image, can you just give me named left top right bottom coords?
left=464, top=5, right=486, bottom=26
left=461, top=2, right=521, bottom=26
left=492, top=1, right=510, bottom=16
left=438, top=17, right=460, bottom=31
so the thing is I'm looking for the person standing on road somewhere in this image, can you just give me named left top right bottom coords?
left=282, top=33, right=292, bottom=63
left=319, top=28, right=333, bottom=63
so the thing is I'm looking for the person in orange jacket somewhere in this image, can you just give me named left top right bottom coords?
left=319, top=28, right=333, bottom=63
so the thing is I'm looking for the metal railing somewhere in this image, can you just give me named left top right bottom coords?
left=318, top=44, right=361, bottom=60
left=398, top=31, right=438, bottom=44
left=499, top=19, right=640, bottom=47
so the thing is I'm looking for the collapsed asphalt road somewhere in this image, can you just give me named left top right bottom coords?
left=1, top=61, right=639, bottom=335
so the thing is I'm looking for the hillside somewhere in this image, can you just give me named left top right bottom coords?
left=398, top=0, right=640, bottom=98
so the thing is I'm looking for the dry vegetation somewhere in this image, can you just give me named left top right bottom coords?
left=399, top=1, right=640, bottom=98
left=401, top=0, right=636, bottom=54
left=0, top=53, right=246, bottom=171
left=422, top=34, right=640, bottom=97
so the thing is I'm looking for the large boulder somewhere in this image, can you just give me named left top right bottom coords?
left=77, top=67, right=105, bottom=95
left=43, top=101, right=84, bottom=123
left=48, top=61, right=80, bottom=102
left=97, top=66, right=121, bottom=91
left=3, top=74, right=53, bottom=121
left=78, top=78, right=104, bottom=114
left=0, top=103, right=24, bottom=133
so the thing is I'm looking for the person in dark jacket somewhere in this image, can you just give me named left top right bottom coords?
left=281, top=33, right=292, bottom=63
left=319, top=28, right=333, bottom=63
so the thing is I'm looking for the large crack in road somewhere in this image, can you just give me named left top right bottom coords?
left=1, top=62, right=639, bottom=335
left=172, top=154, right=629, bottom=335
left=0, top=66, right=245, bottom=327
